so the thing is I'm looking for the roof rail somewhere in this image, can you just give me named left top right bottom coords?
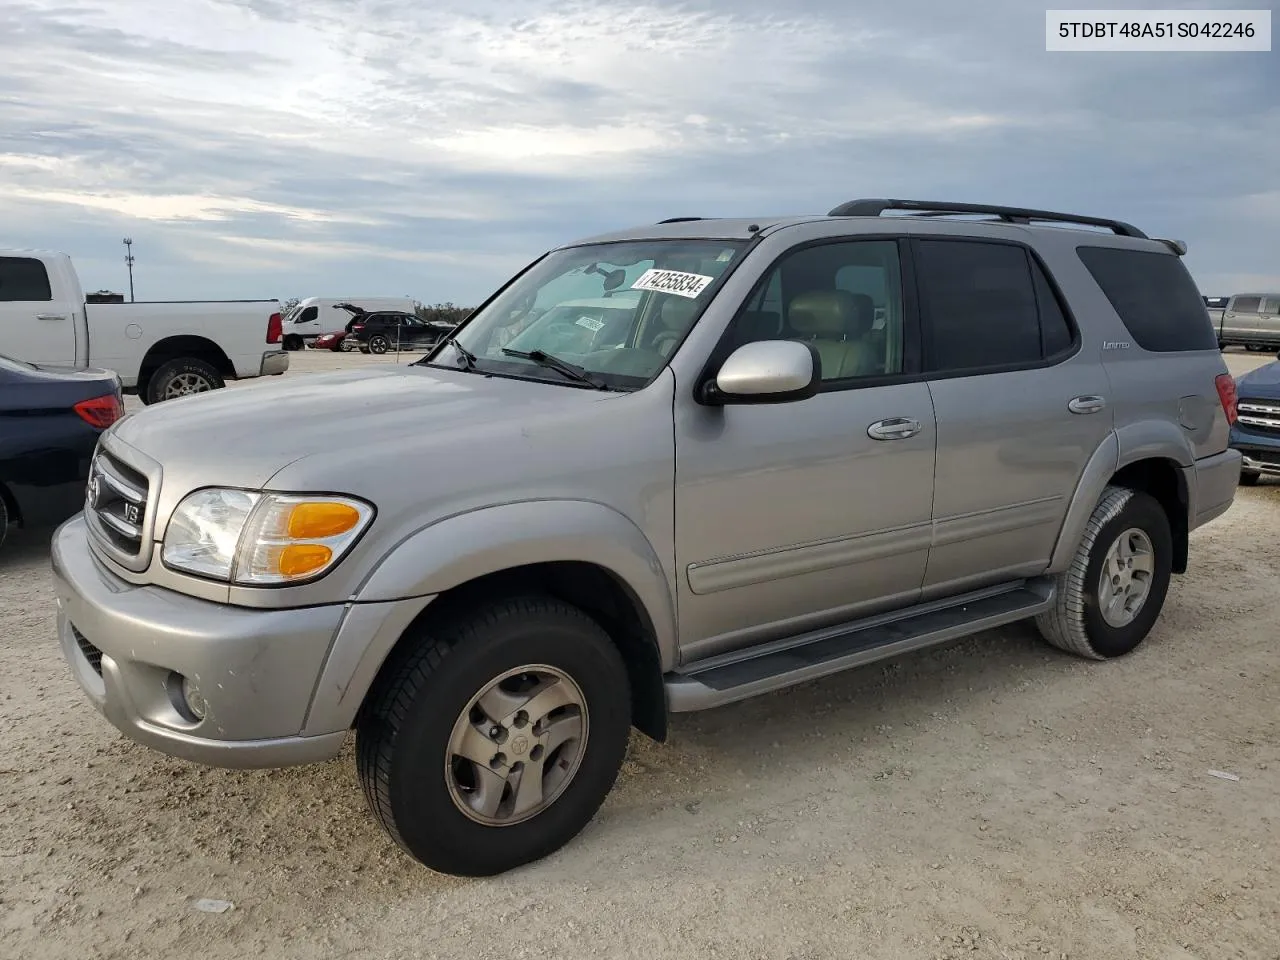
left=826, top=199, right=1149, bottom=239
left=657, top=216, right=706, bottom=224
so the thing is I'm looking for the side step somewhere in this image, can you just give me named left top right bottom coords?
left=665, top=579, right=1055, bottom=712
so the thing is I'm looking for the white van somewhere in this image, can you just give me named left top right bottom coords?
left=281, top=296, right=417, bottom=350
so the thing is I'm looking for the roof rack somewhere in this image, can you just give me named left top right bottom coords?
left=826, top=199, right=1148, bottom=239
left=657, top=216, right=706, bottom=224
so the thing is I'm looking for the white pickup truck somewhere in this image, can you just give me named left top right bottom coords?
left=1, top=249, right=288, bottom=404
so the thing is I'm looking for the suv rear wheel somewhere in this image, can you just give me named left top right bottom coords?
left=356, top=596, right=631, bottom=876
left=1035, top=485, right=1173, bottom=660
left=368, top=335, right=390, bottom=354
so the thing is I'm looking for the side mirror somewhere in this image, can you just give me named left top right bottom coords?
left=701, top=340, right=821, bottom=405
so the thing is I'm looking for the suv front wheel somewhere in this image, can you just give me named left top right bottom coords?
left=1036, top=485, right=1173, bottom=660
left=356, top=596, right=631, bottom=876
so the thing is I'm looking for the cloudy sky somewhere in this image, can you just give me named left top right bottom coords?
left=1, top=0, right=1276, bottom=305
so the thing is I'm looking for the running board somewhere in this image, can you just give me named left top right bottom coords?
left=664, top=579, right=1055, bottom=712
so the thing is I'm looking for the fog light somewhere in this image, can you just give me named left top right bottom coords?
left=182, top=677, right=207, bottom=721
left=167, top=671, right=207, bottom=722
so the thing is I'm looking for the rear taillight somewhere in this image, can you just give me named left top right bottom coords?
left=74, top=394, right=124, bottom=430
left=353, top=324, right=364, bottom=332
left=1215, top=373, right=1237, bottom=426
left=266, top=311, right=282, bottom=344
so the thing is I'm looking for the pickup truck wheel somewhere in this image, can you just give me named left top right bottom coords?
left=144, top=359, right=225, bottom=404
left=368, top=335, right=390, bottom=355
left=1035, top=485, right=1172, bottom=661
left=0, top=495, right=8, bottom=553
left=283, top=334, right=304, bottom=351
left=356, top=596, right=631, bottom=876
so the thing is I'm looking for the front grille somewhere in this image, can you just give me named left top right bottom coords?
left=1238, top=401, right=1280, bottom=436
left=85, top=450, right=150, bottom=560
left=72, top=625, right=104, bottom=676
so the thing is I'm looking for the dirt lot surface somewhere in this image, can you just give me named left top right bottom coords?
left=2, top=349, right=1278, bottom=960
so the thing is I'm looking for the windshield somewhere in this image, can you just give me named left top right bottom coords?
left=437, top=239, right=749, bottom=389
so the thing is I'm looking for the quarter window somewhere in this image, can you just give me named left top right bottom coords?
left=1076, top=246, right=1218, bottom=352
left=1231, top=296, right=1262, bottom=314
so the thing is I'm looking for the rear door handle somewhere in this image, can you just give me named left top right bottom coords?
left=867, top=417, right=922, bottom=441
left=1068, top=395, right=1107, bottom=415
left=37, top=314, right=66, bottom=321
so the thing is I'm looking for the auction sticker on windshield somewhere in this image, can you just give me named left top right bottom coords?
left=631, top=268, right=715, bottom=299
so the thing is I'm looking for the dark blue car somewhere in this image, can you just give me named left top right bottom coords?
left=0, top=354, right=124, bottom=552
left=1231, top=352, right=1280, bottom=486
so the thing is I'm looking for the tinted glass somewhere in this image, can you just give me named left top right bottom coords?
left=1032, top=259, right=1074, bottom=357
left=1077, top=246, right=1218, bottom=352
left=725, top=240, right=906, bottom=382
left=0, top=257, right=53, bottom=302
left=1231, top=296, right=1262, bottom=314
left=916, top=240, right=1040, bottom=371
left=299, top=306, right=319, bottom=323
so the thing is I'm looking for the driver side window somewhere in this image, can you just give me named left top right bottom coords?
left=725, top=240, right=906, bottom=384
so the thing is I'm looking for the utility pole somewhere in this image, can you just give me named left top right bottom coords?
left=123, top=238, right=135, bottom=302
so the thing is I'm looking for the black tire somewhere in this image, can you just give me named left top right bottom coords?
left=356, top=596, right=631, bottom=877
left=359, top=345, right=371, bottom=354
left=283, top=334, right=304, bottom=351
left=1240, top=470, right=1261, bottom=487
left=368, top=335, right=390, bottom=355
left=330, top=341, right=345, bottom=352
left=0, top=493, right=9, bottom=554
left=1035, top=485, right=1173, bottom=660
left=143, top=358, right=225, bottom=404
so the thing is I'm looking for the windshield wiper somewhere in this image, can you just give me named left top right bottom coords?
left=445, top=338, right=477, bottom=369
left=501, top=348, right=607, bottom=389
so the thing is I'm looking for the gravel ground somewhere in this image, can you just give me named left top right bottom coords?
left=1, top=349, right=1277, bottom=960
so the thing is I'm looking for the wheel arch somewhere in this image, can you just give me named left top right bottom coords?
left=138, top=336, right=234, bottom=393
left=324, top=501, right=677, bottom=742
left=1049, top=429, right=1192, bottom=576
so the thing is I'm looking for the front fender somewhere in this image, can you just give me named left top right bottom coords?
left=356, top=499, right=678, bottom=664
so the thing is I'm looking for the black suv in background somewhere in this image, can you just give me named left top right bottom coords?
left=349, top=312, right=457, bottom=354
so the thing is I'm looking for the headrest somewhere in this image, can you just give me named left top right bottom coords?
left=658, top=296, right=699, bottom=331
left=789, top=289, right=861, bottom=337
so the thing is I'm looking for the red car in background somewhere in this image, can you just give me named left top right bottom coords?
left=309, top=303, right=366, bottom=352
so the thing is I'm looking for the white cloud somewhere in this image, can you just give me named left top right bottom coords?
left=0, top=0, right=1275, bottom=301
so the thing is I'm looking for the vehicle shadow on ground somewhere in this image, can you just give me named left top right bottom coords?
left=0, top=526, right=54, bottom=566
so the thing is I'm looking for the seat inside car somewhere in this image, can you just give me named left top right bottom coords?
left=650, top=297, right=700, bottom=356
left=786, top=289, right=880, bottom=378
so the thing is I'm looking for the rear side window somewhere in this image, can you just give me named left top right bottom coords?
left=915, top=239, right=1071, bottom=373
left=0, top=257, right=53, bottom=302
left=1077, top=246, right=1217, bottom=352
left=1230, top=296, right=1261, bottom=314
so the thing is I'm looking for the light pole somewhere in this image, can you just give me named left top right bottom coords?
left=123, top=238, right=135, bottom=302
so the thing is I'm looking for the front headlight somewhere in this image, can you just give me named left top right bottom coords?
left=162, top=488, right=374, bottom=585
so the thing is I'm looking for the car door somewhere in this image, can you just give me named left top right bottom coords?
left=1225, top=296, right=1262, bottom=342
left=914, top=236, right=1113, bottom=598
left=673, top=237, right=937, bottom=662
left=1261, top=297, right=1280, bottom=344
left=0, top=255, right=76, bottom=365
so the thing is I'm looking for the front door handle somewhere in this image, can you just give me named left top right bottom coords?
left=37, top=314, right=66, bottom=321
left=1068, top=395, right=1107, bottom=415
left=867, top=417, right=922, bottom=441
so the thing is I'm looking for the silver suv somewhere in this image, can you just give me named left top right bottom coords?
left=52, top=199, right=1242, bottom=876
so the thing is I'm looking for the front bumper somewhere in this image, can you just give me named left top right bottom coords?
left=1230, top=424, right=1280, bottom=477
left=260, top=350, right=289, bottom=376
left=51, top=514, right=347, bottom=768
